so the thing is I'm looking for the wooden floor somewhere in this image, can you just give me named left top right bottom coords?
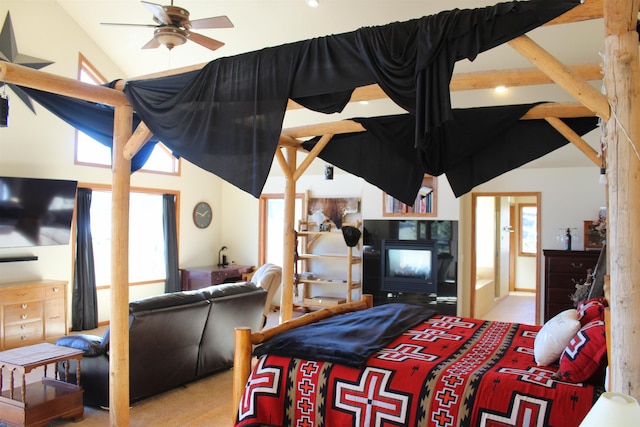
left=478, top=291, right=537, bottom=325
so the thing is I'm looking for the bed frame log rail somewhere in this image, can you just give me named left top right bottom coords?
left=232, top=295, right=374, bottom=424
left=3, top=1, right=638, bottom=425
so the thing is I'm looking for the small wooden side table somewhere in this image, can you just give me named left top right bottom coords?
left=0, top=342, right=84, bottom=427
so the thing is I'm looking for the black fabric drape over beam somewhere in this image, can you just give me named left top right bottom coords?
left=123, top=0, right=582, bottom=200
left=302, top=105, right=599, bottom=203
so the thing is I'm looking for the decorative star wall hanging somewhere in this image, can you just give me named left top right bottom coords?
left=0, top=11, right=54, bottom=113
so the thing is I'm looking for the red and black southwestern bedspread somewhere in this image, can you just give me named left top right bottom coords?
left=235, top=309, right=601, bottom=427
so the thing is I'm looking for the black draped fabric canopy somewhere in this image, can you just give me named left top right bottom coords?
left=303, top=106, right=599, bottom=203
left=19, top=0, right=585, bottom=202
left=122, top=0, right=582, bottom=200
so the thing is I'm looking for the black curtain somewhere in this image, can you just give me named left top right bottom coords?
left=72, top=187, right=98, bottom=331
left=163, top=194, right=180, bottom=293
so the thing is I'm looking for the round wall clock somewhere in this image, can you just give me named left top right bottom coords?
left=193, top=202, right=212, bottom=229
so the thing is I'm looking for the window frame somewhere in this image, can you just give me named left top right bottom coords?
left=74, top=53, right=180, bottom=175
left=83, top=183, right=180, bottom=290
left=518, top=203, right=537, bottom=257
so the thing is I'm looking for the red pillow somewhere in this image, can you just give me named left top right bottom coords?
left=557, top=320, right=607, bottom=384
left=577, top=297, right=607, bottom=326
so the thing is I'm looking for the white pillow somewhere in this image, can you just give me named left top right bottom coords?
left=534, top=309, right=581, bottom=366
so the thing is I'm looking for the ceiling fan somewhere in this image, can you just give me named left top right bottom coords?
left=101, top=1, right=234, bottom=51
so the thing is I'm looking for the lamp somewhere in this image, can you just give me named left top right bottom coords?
left=342, top=226, right=361, bottom=247
left=579, top=392, right=640, bottom=426
left=324, top=164, right=334, bottom=180
left=153, top=27, right=187, bottom=50
left=305, top=0, right=320, bottom=7
left=218, top=246, right=228, bottom=267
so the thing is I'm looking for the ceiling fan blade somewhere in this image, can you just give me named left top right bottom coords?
left=141, top=1, right=172, bottom=25
left=185, top=31, right=225, bottom=51
left=142, top=37, right=161, bottom=50
left=101, top=22, right=158, bottom=28
left=187, top=15, right=234, bottom=30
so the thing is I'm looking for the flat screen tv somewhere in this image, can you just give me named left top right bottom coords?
left=381, top=239, right=437, bottom=294
left=0, top=177, right=78, bottom=248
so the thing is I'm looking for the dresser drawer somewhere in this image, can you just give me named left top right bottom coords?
left=4, top=301, right=43, bottom=324
left=4, top=320, right=44, bottom=347
left=0, top=287, right=46, bottom=304
left=546, top=255, right=597, bottom=274
left=44, top=298, right=66, bottom=338
left=45, top=283, right=65, bottom=298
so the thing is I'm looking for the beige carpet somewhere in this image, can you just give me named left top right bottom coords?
left=48, top=369, right=236, bottom=427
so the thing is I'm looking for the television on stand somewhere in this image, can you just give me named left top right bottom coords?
left=380, top=239, right=438, bottom=295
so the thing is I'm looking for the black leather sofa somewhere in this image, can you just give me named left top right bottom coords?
left=55, top=281, right=267, bottom=407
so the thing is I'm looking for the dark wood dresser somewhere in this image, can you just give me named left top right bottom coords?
left=543, top=249, right=601, bottom=322
left=180, top=265, right=253, bottom=291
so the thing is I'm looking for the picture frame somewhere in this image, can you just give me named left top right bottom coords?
left=584, top=220, right=604, bottom=250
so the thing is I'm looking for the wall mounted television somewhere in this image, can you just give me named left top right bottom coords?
left=0, top=176, right=78, bottom=248
left=381, top=239, right=438, bottom=294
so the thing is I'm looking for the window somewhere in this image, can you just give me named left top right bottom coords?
left=259, top=194, right=304, bottom=266
left=519, top=204, right=537, bottom=256
left=75, top=54, right=179, bottom=174
left=88, top=186, right=176, bottom=287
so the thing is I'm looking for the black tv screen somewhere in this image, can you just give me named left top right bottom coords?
left=0, top=177, right=78, bottom=248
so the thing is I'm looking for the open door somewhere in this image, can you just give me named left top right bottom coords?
left=471, top=192, right=540, bottom=324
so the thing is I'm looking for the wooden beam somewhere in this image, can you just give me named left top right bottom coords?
left=286, top=63, right=603, bottom=110
left=123, top=122, right=153, bottom=160
left=0, top=62, right=129, bottom=107
left=545, top=116, right=601, bottom=166
left=280, top=103, right=595, bottom=140
left=545, top=0, right=604, bottom=25
left=508, top=35, right=610, bottom=120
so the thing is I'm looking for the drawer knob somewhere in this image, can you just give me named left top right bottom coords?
left=21, top=314, right=27, bottom=320
left=21, top=303, right=27, bottom=309
left=52, top=287, right=59, bottom=292
left=21, top=335, right=27, bottom=340
left=570, top=262, right=584, bottom=269
left=20, top=324, right=26, bottom=329
left=17, top=293, right=27, bottom=297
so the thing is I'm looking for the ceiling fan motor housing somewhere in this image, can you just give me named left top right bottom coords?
left=153, top=5, right=190, bottom=27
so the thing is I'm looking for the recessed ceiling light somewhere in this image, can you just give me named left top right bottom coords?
left=495, top=85, right=508, bottom=93
left=305, top=0, right=320, bottom=7
left=359, top=100, right=369, bottom=105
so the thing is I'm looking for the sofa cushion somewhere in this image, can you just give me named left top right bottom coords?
left=55, top=334, right=104, bottom=357
left=128, top=291, right=207, bottom=313
left=200, top=281, right=262, bottom=300
left=197, top=283, right=267, bottom=377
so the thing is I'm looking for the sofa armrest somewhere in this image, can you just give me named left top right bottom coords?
left=56, top=334, right=104, bottom=357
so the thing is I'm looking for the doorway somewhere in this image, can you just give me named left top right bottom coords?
left=471, top=192, right=541, bottom=324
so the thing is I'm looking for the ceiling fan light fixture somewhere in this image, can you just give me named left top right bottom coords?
left=305, top=0, right=321, bottom=8
left=154, top=27, right=187, bottom=50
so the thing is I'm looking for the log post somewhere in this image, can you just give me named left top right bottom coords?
left=603, top=0, right=640, bottom=399
left=280, top=146, right=298, bottom=322
left=110, top=105, right=133, bottom=425
left=232, top=327, right=252, bottom=424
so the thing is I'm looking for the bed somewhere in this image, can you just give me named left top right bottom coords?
left=233, top=295, right=608, bottom=426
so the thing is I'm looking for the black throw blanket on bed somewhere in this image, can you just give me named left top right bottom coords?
left=253, top=303, right=436, bottom=367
